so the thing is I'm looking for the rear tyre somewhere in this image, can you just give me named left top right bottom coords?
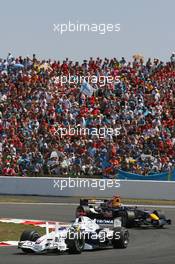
left=122, top=210, right=135, bottom=228
left=112, top=227, right=129, bottom=249
left=66, top=230, right=85, bottom=254
left=20, top=230, right=40, bottom=253
left=75, top=206, right=89, bottom=217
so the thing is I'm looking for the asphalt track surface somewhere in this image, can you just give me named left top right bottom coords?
left=0, top=197, right=175, bottom=264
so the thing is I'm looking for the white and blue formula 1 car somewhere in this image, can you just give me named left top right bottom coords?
left=18, top=216, right=129, bottom=254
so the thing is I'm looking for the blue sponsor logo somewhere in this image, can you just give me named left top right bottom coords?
left=96, top=219, right=113, bottom=224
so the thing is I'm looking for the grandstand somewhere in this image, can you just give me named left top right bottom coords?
left=0, top=54, right=174, bottom=178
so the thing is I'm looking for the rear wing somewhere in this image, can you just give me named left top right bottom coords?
left=80, top=199, right=109, bottom=206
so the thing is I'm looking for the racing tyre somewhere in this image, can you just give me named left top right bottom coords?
left=153, top=210, right=165, bottom=219
left=122, top=210, right=135, bottom=228
left=75, top=206, right=89, bottom=217
left=20, top=230, right=40, bottom=253
left=112, top=227, right=129, bottom=249
left=153, top=210, right=166, bottom=228
left=66, top=230, right=85, bottom=254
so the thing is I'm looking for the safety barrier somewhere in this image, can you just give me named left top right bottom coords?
left=117, top=170, right=170, bottom=181
left=0, top=176, right=174, bottom=200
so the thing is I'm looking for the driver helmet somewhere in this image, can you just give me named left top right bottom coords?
left=111, top=195, right=121, bottom=207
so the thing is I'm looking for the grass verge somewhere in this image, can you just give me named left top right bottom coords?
left=0, top=222, right=45, bottom=241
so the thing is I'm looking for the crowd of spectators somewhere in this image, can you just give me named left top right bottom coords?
left=0, top=53, right=175, bottom=177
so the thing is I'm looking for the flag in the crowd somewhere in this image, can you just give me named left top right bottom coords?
left=80, top=81, right=94, bottom=97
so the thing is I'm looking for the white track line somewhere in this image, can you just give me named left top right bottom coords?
left=0, top=202, right=175, bottom=208
left=0, top=202, right=78, bottom=206
left=125, top=204, right=175, bottom=209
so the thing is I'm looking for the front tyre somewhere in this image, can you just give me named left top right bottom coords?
left=19, top=230, right=40, bottom=253
left=153, top=210, right=166, bottom=228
